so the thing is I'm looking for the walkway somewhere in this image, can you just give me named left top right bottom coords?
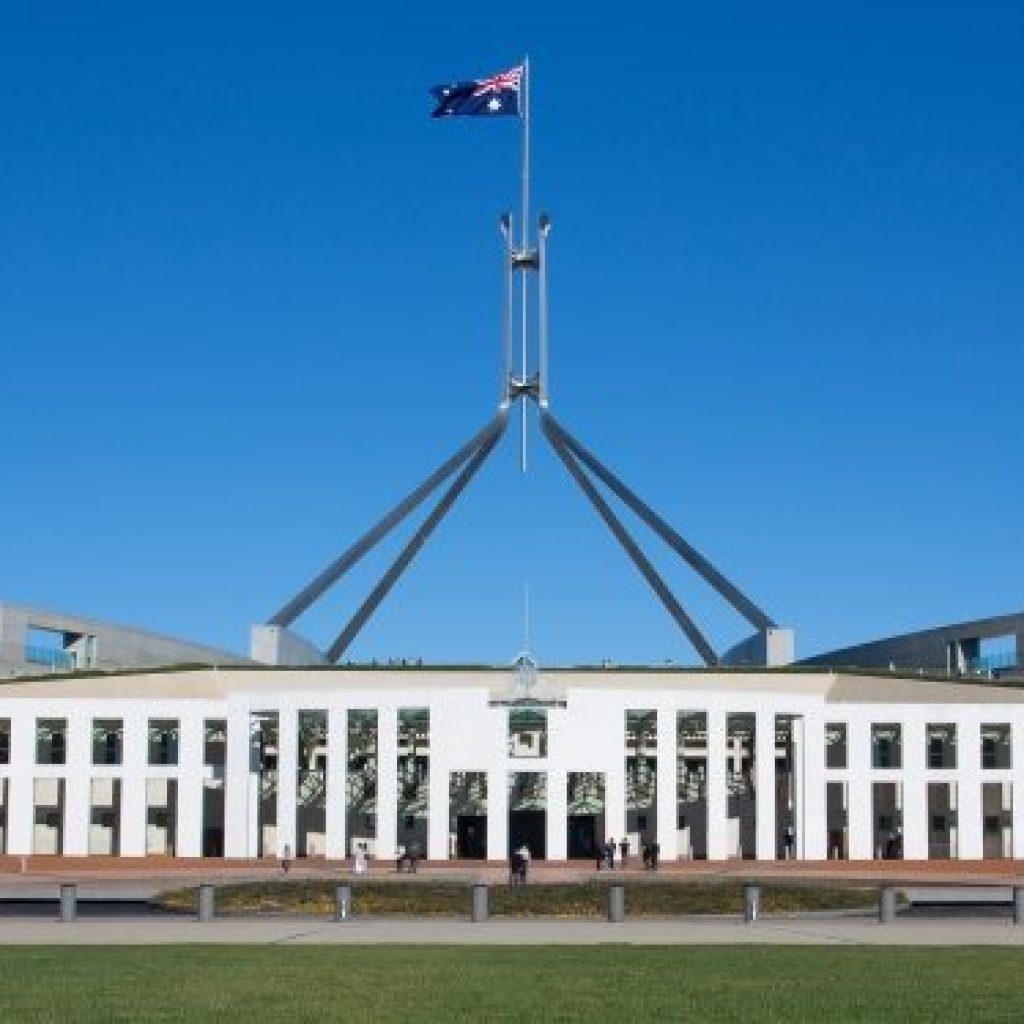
left=1, top=914, right=1023, bottom=946
left=1, top=855, right=1022, bottom=890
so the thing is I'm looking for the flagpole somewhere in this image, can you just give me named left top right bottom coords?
left=519, top=55, right=530, bottom=473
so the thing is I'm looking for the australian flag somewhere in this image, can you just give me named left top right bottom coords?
left=430, top=64, right=523, bottom=118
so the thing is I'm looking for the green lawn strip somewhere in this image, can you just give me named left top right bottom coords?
left=2, top=946, right=1022, bottom=1023
left=152, top=879, right=875, bottom=917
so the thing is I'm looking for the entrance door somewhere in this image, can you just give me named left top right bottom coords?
left=508, top=810, right=546, bottom=860
left=567, top=814, right=598, bottom=859
left=456, top=815, right=487, bottom=859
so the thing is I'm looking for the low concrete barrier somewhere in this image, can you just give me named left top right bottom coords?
left=608, top=884, right=625, bottom=923
left=471, top=884, right=489, bottom=923
left=743, top=884, right=760, bottom=924
left=198, top=884, right=215, bottom=923
left=335, top=885, right=352, bottom=922
left=878, top=886, right=896, bottom=924
left=59, top=883, right=76, bottom=923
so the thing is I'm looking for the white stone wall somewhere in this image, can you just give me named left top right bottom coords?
left=0, top=677, right=1021, bottom=862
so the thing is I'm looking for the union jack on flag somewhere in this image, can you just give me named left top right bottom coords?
left=430, top=64, right=523, bottom=118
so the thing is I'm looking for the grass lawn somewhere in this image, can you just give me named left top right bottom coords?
left=153, top=879, right=877, bottom=917
left=4, top=946, right=1022, bottom=1022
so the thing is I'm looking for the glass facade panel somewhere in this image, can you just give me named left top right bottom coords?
left=397, top=708, right=429, bottom=859
left=346, top=709, right=378, bottom=856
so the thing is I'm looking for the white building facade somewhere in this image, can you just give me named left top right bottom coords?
left=0, top=666, right=1021, bottom=863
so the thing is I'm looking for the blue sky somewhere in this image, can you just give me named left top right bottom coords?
left=1, top=3, right=1021, bottom=665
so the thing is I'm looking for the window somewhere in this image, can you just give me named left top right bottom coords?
left=148, top=719, right=179, bottom=766
left=92, top=719, right=123, bottom=766
left=36, top=718, right=67, bottom=765
left=926, top=724, right=956, bottom=770
left=981, top=724, right=1011, bottom=769
left=204, top=719, right=227, bottom=767
left=825, top=723, right=847, bottom=769
left=0, top=719, right=10, bottom=765
left=871, top=724, right=902, bottom=769
left=508, top=709, right=547, bottom=758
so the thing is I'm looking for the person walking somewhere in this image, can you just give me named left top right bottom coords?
left=619, top=837, right=629, bottom=868
left=280, top=843, right=293, bottom=875
left=516, top=843, right=531, bottom=884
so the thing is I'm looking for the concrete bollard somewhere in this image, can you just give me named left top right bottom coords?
left=59, top=883, right=77, bottom=923
left=198, top=884, right=215, bottom=923
left=608, top=884, right=625, bottom=923
left=743, top=884, right=760, bottom=924
left=471, top=884, right=489, bottom=923
left=878, top=886, right=896, bottom=924
left=335, top=885, right=352, bottom=922
left=1013, top=887, right=1024, bottom=926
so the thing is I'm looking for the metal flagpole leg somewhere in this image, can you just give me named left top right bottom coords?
left=500, top=213, right=514, bottom=407
left=519, top=55, right=530, bottom=472
left=326, top=412, right=509, bottom=661
left=269, top=413, right=506, bottom=628
left=544, top=412, right=774, bottom=632
left=538, top=214, right=550, bottom=407
left=541, top=416, right=718, bottom=665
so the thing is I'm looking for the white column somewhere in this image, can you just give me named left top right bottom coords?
left=604, top=755, right=626, bottom=847
left=427, top=760, right=449, bottom=861
left=1012, top=720, right=1024, bottom=860
left=802, top=714, right=827, bottom=860
left=902, top=720, right=928, bottom=861
left=325, top=707, right=347, bottom=860
left=706, top=708, right=728, bottom=860
left=655, top=708, right=678, bottom=860
left=119, top=709, right=147, bottom=857
left=275, top=707, right=297, bottom=858
left=486, top=768, right=508, bottom=860
left=6, top=708, right=34, bottom=856
left=176, top=713, right=203, bottom=858
left=958, top=719, right=983, bottom=859
left=755, top=711, right=776, bottom=860
left=546, top=768, right=567, bottom=861
left=376, top=707, right=397, bottom=860
left=224, top=704, right=252, bottom=858
left=847, top=719, right=873, bottom=860
left=64, top=714, right=90, bottom=857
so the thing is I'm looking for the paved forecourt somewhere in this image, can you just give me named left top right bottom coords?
left=2, top=914, right=1024, bottom=946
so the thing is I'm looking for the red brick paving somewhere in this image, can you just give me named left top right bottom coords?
left=0, top=855, right=1021, bottom=887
